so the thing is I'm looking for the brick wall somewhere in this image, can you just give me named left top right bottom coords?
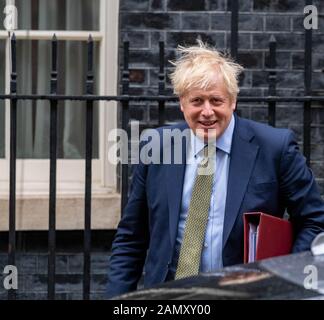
left=0, top=230, right=115, bottom=300
left=119, top=0, right=324, bottom=194
left=0, top=253, right=109, bottom=299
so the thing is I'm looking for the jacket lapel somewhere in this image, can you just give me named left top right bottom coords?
left=222, top=116, right=259, bottom=249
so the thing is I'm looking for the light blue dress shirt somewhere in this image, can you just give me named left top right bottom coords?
left=169, top=115, right=235, bottom=276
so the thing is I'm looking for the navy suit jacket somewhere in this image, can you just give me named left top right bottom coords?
left=106, top=115, right=324, bottom=298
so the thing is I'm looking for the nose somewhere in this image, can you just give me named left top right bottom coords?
left=201, top=100, right=214, bottom=117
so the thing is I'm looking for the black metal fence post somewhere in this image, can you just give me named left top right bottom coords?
left=8, top=33, right=17, bottom=301
left=268, top=35, right=277, bottom=127
left=83, top=35, right=94, bottom=300
left=121, top=38, right=130, bottom=212
left=158, top=40, right=165, bottom=126
left=230, top=0, right=238, bottom=60
left=48, top=34, right=58, bottom=300
left=230, top=0, right=239, bottom=113
left=304, top=0, right=313, bottom=166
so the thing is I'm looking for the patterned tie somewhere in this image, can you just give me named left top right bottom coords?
left=175, top=145, right=215, bottom=280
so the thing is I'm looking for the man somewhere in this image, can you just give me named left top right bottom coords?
left=106, top=41, right=324, bottom=298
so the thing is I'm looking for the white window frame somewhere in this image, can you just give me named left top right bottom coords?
left=0, top=0, right=119, bottom=197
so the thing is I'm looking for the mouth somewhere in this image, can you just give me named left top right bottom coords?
left=198, top=120, right=218, bottom=128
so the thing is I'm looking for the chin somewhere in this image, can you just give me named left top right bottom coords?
left=196, top=126, right=218, bottom=141
left=203, top=134, right=217, bottom=143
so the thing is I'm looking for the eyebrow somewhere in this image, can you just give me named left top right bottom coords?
left=189, top=95, right=225, bottom=100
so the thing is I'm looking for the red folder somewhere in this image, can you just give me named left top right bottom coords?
left=243, top=212, right=293, bottom=263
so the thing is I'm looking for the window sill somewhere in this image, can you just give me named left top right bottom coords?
left=0, top=192, right=121, bottom=231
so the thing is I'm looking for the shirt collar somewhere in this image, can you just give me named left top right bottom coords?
left=190, top=114, right=235, bottom=157
left=217, top=114, right=235, bottom=154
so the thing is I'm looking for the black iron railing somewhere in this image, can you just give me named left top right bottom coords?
left=48, top=33, right=57, bottom=300
left=0, top=0, right=323, bottom=300
left=8, top=33, right=17, bottom=301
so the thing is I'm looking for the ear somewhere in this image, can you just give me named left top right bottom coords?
left=231, top=99, right=237, bottom=111
left=179, top=97, right=185, bottom=112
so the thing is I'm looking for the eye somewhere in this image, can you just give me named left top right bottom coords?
left=190, top=97, right=203, bottom=106
left=210, top=97, right=224, bottom=106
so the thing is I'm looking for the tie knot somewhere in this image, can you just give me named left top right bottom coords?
left=199, top=145, right=216, bottom=174
left=203, top=144, right=216, bottom=159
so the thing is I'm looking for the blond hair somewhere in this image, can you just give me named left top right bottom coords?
left=169, top=40, right=244, bottom=100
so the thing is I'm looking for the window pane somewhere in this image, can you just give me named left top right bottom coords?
left=16, top=0, right=99, bottom=31
left=16, top=40, right=99, bottom=159
left=0, top=0, right=7, bottom=31
left=0, top=40, right=5, bottom=158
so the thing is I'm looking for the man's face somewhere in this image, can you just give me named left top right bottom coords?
left=180, top=74, right=236, bottom=142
